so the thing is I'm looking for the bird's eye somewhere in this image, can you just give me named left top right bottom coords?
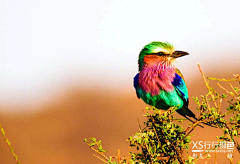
left=158, top=52, right=164, bottom=56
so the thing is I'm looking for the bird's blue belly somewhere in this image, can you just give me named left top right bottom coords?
left=137, top=87, right=184, bottom=110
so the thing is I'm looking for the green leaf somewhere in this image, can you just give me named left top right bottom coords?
left=90, top=143, right=95, bottom=146
left=90, top=137, right=96, bottom=142
left=221, top=94, right=227, bottom=98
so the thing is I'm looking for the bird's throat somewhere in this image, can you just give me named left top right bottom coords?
left=139, top=60, right=176, bottom=96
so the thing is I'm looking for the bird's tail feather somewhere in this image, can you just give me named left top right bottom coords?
left=183, top=115, right=204, bottom=128
left=177, top=106, right=217, bottom=128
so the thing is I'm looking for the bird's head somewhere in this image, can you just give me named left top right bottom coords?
left=138, top=41, right=189, bottom=71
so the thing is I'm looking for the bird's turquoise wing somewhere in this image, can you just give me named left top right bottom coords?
left=172, top=70, right=189, bottom=106
left=171, top=70, right=197, bottom=118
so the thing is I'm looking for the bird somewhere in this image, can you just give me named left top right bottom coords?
left=133, top=41, right=202, bottom=127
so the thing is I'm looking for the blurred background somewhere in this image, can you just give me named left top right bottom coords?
left=0, top=0, right=240, bottom=163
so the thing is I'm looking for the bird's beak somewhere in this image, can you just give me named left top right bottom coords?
left=171, top=50, right=189, bottom=58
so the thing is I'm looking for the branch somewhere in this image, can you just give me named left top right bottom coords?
left=0, top=124, right=20, bottom=164
left=198, top=64, right=218, bottom=108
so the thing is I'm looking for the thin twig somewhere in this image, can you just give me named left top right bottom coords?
left=126, top=146, right=131, bottom=164
left=198, top=64, right=218, bottom=108
left=152, top=125, right=161, bottom=146
left=217, top=83, right=238, bottom=100
left=222, top=97, right=235, bottom=105
left=201, top=95, right=212, bottom=114
left=184, top=121, right=201, bottom=138
left=207, top=77, right=237, bottom=82
left=118, top=149, right=121, bottom=164
left=137, top=118, right=142, bottom=131
left=233, top=74, right=240, bottom=81
left=222, top=122, right=240, bottom=153
left=229, top=83, right=240, bottom=100
left=194, top=144, right=220, bottom=162
left=218, top=98, right=222, bottom=114
left=86, top=142, right=109, bottom=161
left=226, top=154, right=233, bottom=164
left=92, top=154, right=107, bottom=163
left=0, top=124, right=20, bottom=164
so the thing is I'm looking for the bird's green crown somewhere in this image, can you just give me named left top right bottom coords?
left=138, top=41, right=174, bottom=71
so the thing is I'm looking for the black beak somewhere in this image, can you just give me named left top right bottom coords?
left=171, top=50, right=189, bottom=58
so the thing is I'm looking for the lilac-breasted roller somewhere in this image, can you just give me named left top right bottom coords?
left=133, top=41, right=200, bottom=125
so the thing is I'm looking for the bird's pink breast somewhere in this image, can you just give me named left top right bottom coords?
left=139, top=60, right=176, bottom=96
